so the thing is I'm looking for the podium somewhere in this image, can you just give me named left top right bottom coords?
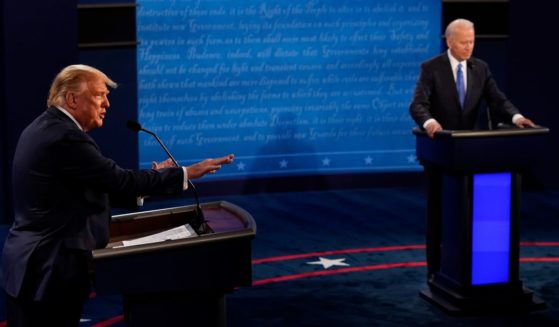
left=413, top=127, right=549, bottom=314
left=92, top=201, right=256, bottom=326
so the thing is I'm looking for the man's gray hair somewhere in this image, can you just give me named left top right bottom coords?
left=445, top=19, right=474, bottom=38
left=47, top=64, right=117, bottom=108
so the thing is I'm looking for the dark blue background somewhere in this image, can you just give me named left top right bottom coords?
left=1, top=1, right=557, bottom=224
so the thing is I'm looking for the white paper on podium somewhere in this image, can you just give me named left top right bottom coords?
left=118, top=224, right=197, bottom=248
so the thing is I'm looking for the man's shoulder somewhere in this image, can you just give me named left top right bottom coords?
left=22, top=109, right=86, bottom=144
left=467, top=56, right=489, bottom=69
left=32, top=108, right=72, bottom=128
left=421, top=53, right=448, bottom=69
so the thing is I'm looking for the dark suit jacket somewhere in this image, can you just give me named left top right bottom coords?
left=1, top=108, right=184, bottom=300
left=410, top=52, right=519, bottom=130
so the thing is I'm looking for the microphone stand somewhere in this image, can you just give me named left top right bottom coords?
left=138, top=127, right=210, bottom=235
left=486, top=105, right=493, bottom=130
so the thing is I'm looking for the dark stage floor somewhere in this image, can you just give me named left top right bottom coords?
left=1, top=186, right=559, bottom=326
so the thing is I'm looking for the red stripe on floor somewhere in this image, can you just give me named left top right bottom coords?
left=252, top=261, right=426, bottom=286
left=91, top=314, right=124, bottom=327
left=520, top=241, right=559, bottom=247
left=521, top=257, right=559, bottom=262
left=253, top=242, right=559, bottom=265
left=252, top=245, right=426, bottom=264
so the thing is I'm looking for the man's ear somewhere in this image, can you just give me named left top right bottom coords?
left=65, top=92, right=77, bottom=109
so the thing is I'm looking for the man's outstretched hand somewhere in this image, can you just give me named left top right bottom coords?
left=187, top=154, right=235, bottom=179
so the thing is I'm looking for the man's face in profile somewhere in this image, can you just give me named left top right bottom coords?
left=71, top=77, right=110, bottom=132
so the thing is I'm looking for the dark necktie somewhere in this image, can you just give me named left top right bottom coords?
left=456, top=63, right=465, bottom=108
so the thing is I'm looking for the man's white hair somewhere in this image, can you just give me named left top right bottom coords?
left=445, top=19, right=474, bottom=38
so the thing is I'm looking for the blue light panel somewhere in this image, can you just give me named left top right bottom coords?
left=471, top=172, right=511, bottom=285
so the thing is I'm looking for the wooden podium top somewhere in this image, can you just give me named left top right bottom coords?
left=92, top=201, right=256, bottom=294
left=93, top=201, right=256, bottom=260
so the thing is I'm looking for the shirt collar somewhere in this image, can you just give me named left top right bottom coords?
left=447, top=50, right=467, bottom=76
left=55, top=106, right=83, bottom=131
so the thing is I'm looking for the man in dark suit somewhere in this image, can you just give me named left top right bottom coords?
left=0, top=64, right=234, bottom=326
left=410, top=18, right=535, bottom=136
left=409, top=19, right=535, bottom=280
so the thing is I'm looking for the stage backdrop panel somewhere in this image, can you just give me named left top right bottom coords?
left=137, top=0, right=440, bottom=180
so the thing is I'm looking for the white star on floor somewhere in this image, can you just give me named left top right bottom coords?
left=237, top=161, right=246, bottom=171
left=364, top=156, right=373, bottom=165
left=407, top=154, right=417, bottom=163
left=322, top=157, right=331, bottom=166
left=307, top=257, right=350, bottom=269
left=279, top=159, right=288, bottom=168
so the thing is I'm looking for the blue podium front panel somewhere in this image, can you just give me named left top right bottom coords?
left=471, top=172, right=512, bottom=285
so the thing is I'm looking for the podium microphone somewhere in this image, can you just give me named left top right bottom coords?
left=126, top=120, right=209, bottom=234
left=486, top=106, right=493, bottom=130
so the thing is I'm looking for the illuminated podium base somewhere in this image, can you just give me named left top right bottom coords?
left=93, top=201, right=256, bottom=327
left=420, top=278, right=545, bottom=315
left=413, top=128, right=549, bottom=315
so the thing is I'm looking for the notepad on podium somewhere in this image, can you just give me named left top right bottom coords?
left=114, top=223, right=198, bottom=248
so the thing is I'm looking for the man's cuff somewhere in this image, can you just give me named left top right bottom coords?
left=136, top=197, right=144, bottom=206
left=423, top=118, right=437, bottom=129
left=182, top=167, right=189, bottom=190
left=512, top=114, right=524, bottom=124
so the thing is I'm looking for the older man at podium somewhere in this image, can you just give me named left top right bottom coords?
left=0, top=64, right=234, bottom=326
left=409, top=18, right=536, bottom=282
left=410, top=18, right=535, bottom=138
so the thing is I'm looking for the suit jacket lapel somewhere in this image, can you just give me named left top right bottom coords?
left=439, top=54, right=462, bottom=112
left=463, top=60, right=476, bottom=112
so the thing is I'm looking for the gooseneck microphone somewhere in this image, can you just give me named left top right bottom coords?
left=126, top=120, right=209, bottom=234
left=486, top=106, right=493, bottom=130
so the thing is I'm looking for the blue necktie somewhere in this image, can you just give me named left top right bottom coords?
left=456, top=63, right=465, bottom=108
